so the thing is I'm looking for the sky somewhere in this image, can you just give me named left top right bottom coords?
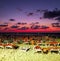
left=0, top=0, right=60, bottom=32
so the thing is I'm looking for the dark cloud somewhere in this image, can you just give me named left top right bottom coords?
left=31, top=25, right=40, bottom=29
left=17, top=22, right=21, bottom=25
left=17, top=22, right=27, bottom=25
left=0, top=24, right=8, bottom=27
left=27, top=12, right=34, bottom=16
left=52, top=23, right=60, bottom=27
left=36, top=9, right=41, bottom=13
left=39, top=17, right=43, bottom=19
left=40, top=26, right=49, bottom=29
left=11, top=25, right=19, bottom=28
left=43, top=8, right=60, bottom=19
left=9, top=19, right=15, bottom=21
left=30, top=25, right=49, bottom=29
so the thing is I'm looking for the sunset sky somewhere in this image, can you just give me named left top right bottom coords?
left=0, top=0, right=60, bottom=32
